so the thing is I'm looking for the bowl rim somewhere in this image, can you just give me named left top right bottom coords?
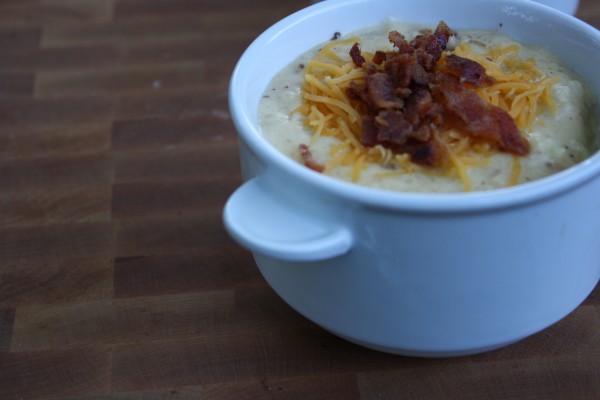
left=229, top=0, right=600, bottom=213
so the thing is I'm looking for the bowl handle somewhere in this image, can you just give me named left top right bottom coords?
left=223, top=177, right=353, bottom=262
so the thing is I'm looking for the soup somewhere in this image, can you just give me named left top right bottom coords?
left=259, top=20, right=598, bottom=192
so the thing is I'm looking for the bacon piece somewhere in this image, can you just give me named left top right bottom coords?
left=348, top=81, right=381, bottom=114
left=374, top=110, right=417, bottom=146
left=489, top=107, right=530, bottom=155
left=365, top=73, right=404, bottom=109
left=433, top=21, right=453, bottom=51
left=347, top=81, right=369, bottom=102
left=365, top=63, right=378, bottom=75
left=435, top=72, right=529, bottom=155
left=388, top=30, right=411, bottom=53
left=372, top=50, right=387, bottom=65
left=384, top=53, right=414, bottom=88
left=410, top=21, right=453, bottom=69
left=360, top=116, right=379, bottom=147
left=361, top=111, right=441, bottom=166
left=406, top=89, right=433, bottom=119
left=348, top=72, right=405, bottom=113
left=299, top=144, right=325, bottom=172
left=445, top=54, right=495, bottom=86
left=349, top=42, right=366, bottom=67
left=403, top=137, right=447, bottom=167
left=409, top=61, right=434, bottom=86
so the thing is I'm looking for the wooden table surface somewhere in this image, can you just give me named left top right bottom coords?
left=1, top=1, right=600, bottom=399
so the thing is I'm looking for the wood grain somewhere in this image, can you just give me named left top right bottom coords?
left=1, top=1, right=600, bottom=399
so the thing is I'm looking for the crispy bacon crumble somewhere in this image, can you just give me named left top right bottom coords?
left=345, top=21, right=530, bottom=167
left=299, top=143, right=325, bottom=172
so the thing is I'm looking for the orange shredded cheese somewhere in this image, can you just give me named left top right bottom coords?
left=448, top=43, right=560, bottom=130
left=297, top=35, right=559, bottom=190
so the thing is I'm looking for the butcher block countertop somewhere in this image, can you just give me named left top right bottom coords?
left=1, top=1, right=600, bottom=399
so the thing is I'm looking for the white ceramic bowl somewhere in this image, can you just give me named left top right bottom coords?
left=528, top=0, right=579, bottom=15
left=311, top=0, right=581, bottom=16
left=224, top=0, right=600, bottom=357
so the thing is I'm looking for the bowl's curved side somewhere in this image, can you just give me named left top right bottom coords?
left=249, top=169, right=600, bottom=356
left=227, top=0, right=600, bottom=356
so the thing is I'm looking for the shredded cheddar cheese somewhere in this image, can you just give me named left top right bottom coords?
left=297, top=34, right=559, bottom=190
left=448, top=43, right=560, bottom=131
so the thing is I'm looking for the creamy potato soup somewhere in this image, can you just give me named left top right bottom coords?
left=259, top=20, right=599, bottom=193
